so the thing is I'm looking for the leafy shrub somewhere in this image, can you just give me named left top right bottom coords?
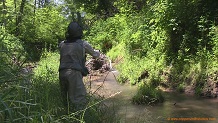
left=177, top=83, right=185, bottom=93
left=107, top=42, right=125, bottom=62
left=86, top=16, right=123, bottom=53
left=117, top=74, right=128, bottom=84
left=132, top=82, right=164, bottom=105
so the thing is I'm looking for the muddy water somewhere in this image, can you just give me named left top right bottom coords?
left=87, top=71, right=218, bottom=123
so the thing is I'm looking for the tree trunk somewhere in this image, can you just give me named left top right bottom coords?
left=14, top=0, right=17, bottom=28
left=15, top=0, right=26, bottom=36
left=34, top=0, right=36, bottom=14
left=2, top=0, right=7, bottom=26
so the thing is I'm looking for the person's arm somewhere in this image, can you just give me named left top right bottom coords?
left=83, top=41, right=100, bottom=58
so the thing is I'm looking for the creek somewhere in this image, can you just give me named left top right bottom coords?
left=87, top=70, right=218, bottom=123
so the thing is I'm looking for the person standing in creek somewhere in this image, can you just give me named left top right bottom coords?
left=58, top=22, right=100, bottom=110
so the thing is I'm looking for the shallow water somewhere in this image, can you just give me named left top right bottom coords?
left=87, top=71, right=218, bottom=123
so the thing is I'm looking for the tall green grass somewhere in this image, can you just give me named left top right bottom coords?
left=1, top=26, right=112, bottom=121
left=0, top=27, right=35, bottom=123
left=0, top=47, right=120, bottom=122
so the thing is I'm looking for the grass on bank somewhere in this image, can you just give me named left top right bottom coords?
left=0, top=51, right=119, bottom=123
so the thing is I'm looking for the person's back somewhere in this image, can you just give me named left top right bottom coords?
left=59, top=39, right=84, bottom=72
left=58, top=22, right=100, bottom=110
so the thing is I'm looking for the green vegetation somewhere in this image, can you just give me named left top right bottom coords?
left=1, top=0, right=218, bottom=122
left=0, top=48, right=111, bottom=122
left=87, top=0, right=218, bottom=103
left=133, top=82, right=164, bottom=105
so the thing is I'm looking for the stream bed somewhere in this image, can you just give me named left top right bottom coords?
left=87, top=71, right=218, bottom=123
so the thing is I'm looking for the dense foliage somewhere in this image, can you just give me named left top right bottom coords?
left=87, top=0, right=218, bottom=102
left=1, top=0, right=67, bottom=60
left=1, top=0, right=218, bottom=122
